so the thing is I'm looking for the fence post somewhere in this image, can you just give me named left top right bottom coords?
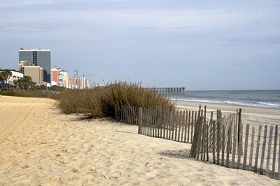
left=138, top=108, right=143, bottom=134
left=237, top=108, right=242, bottom=155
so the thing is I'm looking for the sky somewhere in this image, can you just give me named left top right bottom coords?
left=0, top=0, right=280, bottom=90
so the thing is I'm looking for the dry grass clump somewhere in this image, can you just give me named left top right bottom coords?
left=57, top=82, right=173, bottom=118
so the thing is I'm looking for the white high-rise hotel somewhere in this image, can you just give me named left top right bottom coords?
left=19, top=47, right=51, bottom=83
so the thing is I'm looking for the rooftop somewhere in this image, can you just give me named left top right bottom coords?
left=19, top=47, right=50, bottom=51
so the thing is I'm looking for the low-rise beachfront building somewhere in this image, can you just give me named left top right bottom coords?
left=0, top=69, right=23, bottom=85
left=8, top=71, right=24, bottom=84
left=22, top=66, right=44, bottom=84
left=18, top=61, right=46, bottom=85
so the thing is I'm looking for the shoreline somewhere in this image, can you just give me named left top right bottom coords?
left=172, top=100, right=280, bottom=127
left=172, top=98, right=280, bottom=110
left=172, top=100, right=280, bottom=114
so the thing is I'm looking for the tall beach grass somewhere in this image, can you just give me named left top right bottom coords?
left=57, top=82, right=173, bottom=118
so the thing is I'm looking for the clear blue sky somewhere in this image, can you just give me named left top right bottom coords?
left=1, top=0, right=280, bottom=90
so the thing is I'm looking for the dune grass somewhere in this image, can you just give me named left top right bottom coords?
left=0, top=89, right=60, bottom=99
left=57, top=82, right=173, bottom=118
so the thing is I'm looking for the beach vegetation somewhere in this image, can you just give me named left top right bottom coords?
left=0, top=89, right=61, bottom=99
left=0, top=70, right=12, bottom=83
left=13, top=76, right=36, bottom=89
left=57, top=82, right=173, bottom=118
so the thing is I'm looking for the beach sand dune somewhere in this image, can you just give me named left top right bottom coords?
left=0, top=96, right=279, bottom=185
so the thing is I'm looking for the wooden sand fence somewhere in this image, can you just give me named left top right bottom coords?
left=115, top=105, right=280, bottom=180
left=190, top=107, right=280, bottom=180
left=115, top=105, right=198, bottom=143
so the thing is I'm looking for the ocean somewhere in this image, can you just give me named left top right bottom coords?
left=170, top=90, right=280, bottom=109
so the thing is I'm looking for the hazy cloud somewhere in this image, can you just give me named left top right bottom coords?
left=0, top=1, right=279, bottom=89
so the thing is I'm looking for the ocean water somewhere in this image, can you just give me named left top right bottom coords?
left=170, top=90, right=280, bottom=109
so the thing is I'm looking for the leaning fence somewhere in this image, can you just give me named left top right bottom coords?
left=115, top=105, right=280, bottom=180
left=190, top=108, right=280, bottom=180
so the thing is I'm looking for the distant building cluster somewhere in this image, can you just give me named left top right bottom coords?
left=1, top=47, right=91, bottom=89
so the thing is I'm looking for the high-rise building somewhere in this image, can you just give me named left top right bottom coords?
left=19, top=47, right=51, bottom=83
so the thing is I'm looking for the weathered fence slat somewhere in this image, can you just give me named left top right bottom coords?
left=272, top=125, right=278, bottom=178
left=138, top=108, right=143, bottom=134
left=249, top=127, right=255, bottom=170
left=278, top=130, right=280, bottom=179
left=206, top=121, right=209, bottom=161
left=201, top=109, right=205, bottom=160
left=237, top=113, right=243, bottom=169
left=217, top=110, right=222, bottom=165
left=212, top=120, right=216, bottom=164
left=243, top=124, right=250, bottom=170
left=180, top=111, right=185, bottom=142
left=266, top=125, right=273, bottom=175
left=222, top=125, right=226, bottom=166
left=260, top=125, right=268, bottom=174
left=169, top=108, right=173, bottom=140
left=203, top=106, right=207, bottom=161
left=254, top=126, right=262, bottom=173
left=192, top=111, right=196, bottom=143
left=185, top=111, right=189, bottom=143
left=232, top=120, right=237, bottom=168
left=227, top=125, right=232, bottom=168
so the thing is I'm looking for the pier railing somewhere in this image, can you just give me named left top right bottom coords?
left=145, top=87, right=185, bottom=95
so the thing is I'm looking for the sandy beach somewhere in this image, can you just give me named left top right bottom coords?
left=0, top=96, right=279, bottom=185
left=173, top=100, right=280, bottom=127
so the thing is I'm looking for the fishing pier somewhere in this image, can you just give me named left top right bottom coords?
left=147, top=87, right=185, bottom=95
